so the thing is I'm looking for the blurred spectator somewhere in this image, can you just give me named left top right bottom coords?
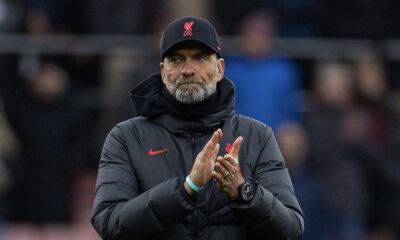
left=305, top=61, right=369, bottom=240
left=2, top=63, right=90, bottom=223
left=116, top=13, right=174, bottom=121
left=17, top=5, right=102, bottom=87
left=94, top=12, right=174, bottom=150
left=213, top=0, right=324, bottom=37
left=265, top=0, right=325, bottom=37
left=24, top=7, right=52, bottom=34
left=353, top=55, right=389, bottom=148
left=17, top=7, right=52, bottom=86
left=307, top=59, right=400, bottom=240
left=92, top=14, right=168, bottom=149
left=352, top=55, right=400, bottom=239
left=14, top=5, right=101, bottom=167
left=22, top=0, right=64, bottom=31
left=277, top=122, right=331, bottom=239
left=224, top=8, right=302, bottom=130
left=213, top=0, right=269, bottom=35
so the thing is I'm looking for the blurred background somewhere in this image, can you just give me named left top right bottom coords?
left=0, top=0, right=400, bottom=239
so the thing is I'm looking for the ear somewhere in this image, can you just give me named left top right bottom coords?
left=160, top=62, right=168, bottom=85
left=216, top=58, right=225, bottom=82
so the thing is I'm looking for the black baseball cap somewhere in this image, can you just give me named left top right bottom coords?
left=160, top=16, right=222, bottom=60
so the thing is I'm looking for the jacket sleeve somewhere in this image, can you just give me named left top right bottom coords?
left=230, top=126, right=304, bottom=240
left=91, top=125, right=195, bottom=240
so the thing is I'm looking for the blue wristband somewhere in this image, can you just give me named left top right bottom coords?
left=186, top=175, right=203, bottom=192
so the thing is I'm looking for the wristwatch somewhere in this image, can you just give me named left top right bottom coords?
left=234, top=178, right=258, bottom=203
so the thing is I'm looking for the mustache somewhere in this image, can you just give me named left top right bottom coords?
left=176, top=77, right=202, bottom=85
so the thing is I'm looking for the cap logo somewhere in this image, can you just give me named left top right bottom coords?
left=183, top=21, right=194, bottom=37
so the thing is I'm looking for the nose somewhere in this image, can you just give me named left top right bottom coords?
left=181, top=60, right=195, bottom=77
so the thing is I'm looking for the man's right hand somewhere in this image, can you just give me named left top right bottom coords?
left=185, top=129, right=222, bottom=195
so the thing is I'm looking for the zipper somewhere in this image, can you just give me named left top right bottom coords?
left=191, top=122, right=196, bottom=166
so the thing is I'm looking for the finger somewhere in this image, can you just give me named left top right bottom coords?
left=213, top=156, right=224, bottom=172
left=216, top=155, right=224, bottom=162
left=214, top=161, right=228, bottom=177
left=223, top=154, right=239, bottom=168
left=210, top=143, right=220, bottom=161
left=212, top=170, right=224, bottom=183
left=210, top=129, right=223, bottom=144
left=220, top=156, right=236, bottom=174
left=229, top=136, right=243, bottom=157
left=224, top=154, right=243, bottom=177
left=203, top=129, right=223, bottom=157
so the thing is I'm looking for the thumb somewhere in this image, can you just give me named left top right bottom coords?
left=229, top=136, right=243, bottom=158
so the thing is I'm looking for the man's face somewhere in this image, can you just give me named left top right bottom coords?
left=160, top=42, right=225, bottom=104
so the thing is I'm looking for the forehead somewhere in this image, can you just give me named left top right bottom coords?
left=165, top=41, right=215, bottom=56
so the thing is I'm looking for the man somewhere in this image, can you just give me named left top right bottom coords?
left=91, top=16, right=304, bottom=239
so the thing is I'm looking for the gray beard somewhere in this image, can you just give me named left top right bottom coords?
left=166, top=77, right=217, bottom=104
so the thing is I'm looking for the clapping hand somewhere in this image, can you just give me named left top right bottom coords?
left=212, top=136, right=245, bottom=199
left=185, top=129, right=223, bottom=195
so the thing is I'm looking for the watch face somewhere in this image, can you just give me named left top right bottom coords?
left=241, top=182, right=255, bottom=201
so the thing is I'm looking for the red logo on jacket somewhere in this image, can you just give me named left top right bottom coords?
left=149, top=148, right=170, bottom=156
left=183, top=21, right=194, bottom=37
left=225, top=143, right=233, bottom=153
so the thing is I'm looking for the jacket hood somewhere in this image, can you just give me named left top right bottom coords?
left=130, top=74, right=167, bottom=118
left=130, top=73, right=235, bottom=133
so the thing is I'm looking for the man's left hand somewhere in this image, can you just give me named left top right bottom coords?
left=212, top=136, right=245, bottom=199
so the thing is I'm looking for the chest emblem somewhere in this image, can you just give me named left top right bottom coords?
left=225, top=143, right=233, bottom=153
left=149, top=148, right=170, bottom=156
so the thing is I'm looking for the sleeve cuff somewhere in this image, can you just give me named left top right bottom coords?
left=179, top=178, right=197, bottom=204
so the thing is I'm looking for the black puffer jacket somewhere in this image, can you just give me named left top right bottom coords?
left=91, top=74, right=304, bottom=240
